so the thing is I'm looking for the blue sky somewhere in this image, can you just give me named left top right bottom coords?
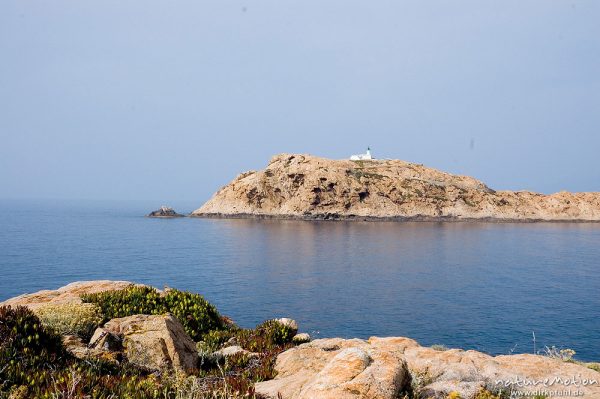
left=1, top=1, right=599, bottom=203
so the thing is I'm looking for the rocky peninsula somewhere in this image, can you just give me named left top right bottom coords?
left=192, top=154, right=600, bottom=222
left=2, top=281, right=599, bottom=399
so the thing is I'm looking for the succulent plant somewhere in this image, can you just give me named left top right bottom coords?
left=81, top=285, right=224, bottom=341
left=0, top=306, right=66, bottom=396
left=163, top=289, right=223, bottom=341
left=1, top=290, right=299, bottom=398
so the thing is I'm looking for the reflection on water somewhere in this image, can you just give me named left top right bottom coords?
left=1, top=200, right=599, bottom=360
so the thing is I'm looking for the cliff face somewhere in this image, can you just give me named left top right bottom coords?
left=192, top=153, right=600, bottom=221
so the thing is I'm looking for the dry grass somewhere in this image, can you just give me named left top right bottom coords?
left=430, top=344, right=448, bottom=351
left=543, top=345, right=576, bottom=362
left=33, top=302, right=103, bottom=339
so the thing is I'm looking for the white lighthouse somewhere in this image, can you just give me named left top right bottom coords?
left=350, top=147, right=373, bottom=161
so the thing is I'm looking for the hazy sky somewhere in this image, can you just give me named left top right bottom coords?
left=1, top=1, right=599, bottom=203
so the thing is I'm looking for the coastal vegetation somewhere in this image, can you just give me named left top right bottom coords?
left=0, top=285, right=299, bottom=399
left=81, top=286, right=224, bottom=341
left=2, top=282, right=599, bottom=399
left=34, top=302, right=103, bottom=340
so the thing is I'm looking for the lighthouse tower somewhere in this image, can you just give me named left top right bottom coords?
left=350, top=147, right=373, bottom=161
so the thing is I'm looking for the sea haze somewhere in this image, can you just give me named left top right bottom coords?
left=1, top=199, right=599, bottom=361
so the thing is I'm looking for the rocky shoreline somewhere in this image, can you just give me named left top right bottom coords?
left=191, top=212, right=600, bottom=223
left=191, top=154, right=600, bottom=222
left=2, top=281, right=599, bottom=399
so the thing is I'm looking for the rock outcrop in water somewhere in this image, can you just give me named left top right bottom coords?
left=147, top=206, right=185, bottom=218
left=192, top=153, right=600, bottom=221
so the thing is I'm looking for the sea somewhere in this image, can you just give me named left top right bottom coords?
left=1, top=199, right=599, bottom=361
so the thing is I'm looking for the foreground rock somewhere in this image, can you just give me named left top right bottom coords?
left=256, top=338, right=410, bottom=399
left=256, top=337, right=600, bottom=399
left=192, top=153, right=600, bottom=221
left=292, top=333, right=311, bottom=344
left=92, top=314, right=199, bottom=373
left=0, top=280, right=142, bottom=310
left=147, top=205, right=185, bottom=218
left=4, top=283, right=599, bottom=398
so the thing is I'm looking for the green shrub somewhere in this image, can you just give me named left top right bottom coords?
left=235, top=319, right=296, bottom=353
left=81, top=285, right=224, bottom=341
left=0, top=304, right=298, bottom=398
left=0, top=305, right=68, bottom=393
left=201, top=329, right=235, bottom=351
left=587, top=363, right=600, bottom=372
left=0, top=305, right=170, bottom=398
left=33, top=302, right=103, bottom=340
left=0, top=292, right=299, bottom=398
left=258, top=319, right=296, bottom=346
left=81, top=286, right=165, bottom=320
left=164, top=289, right=224, bottom=341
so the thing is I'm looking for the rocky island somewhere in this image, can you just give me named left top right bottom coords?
left=147, top=205, right=185, bottom=218
left=192, top=154, right=600, bottom=222
left=2, top=281, right=599, bottom=399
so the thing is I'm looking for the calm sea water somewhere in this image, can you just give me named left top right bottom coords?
left=1, top=199, right=599, bottom=361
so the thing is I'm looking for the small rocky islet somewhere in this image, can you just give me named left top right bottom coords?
left=1, top=281, right=599, bottom=399
left=147, top=206, right=185, bottom=218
